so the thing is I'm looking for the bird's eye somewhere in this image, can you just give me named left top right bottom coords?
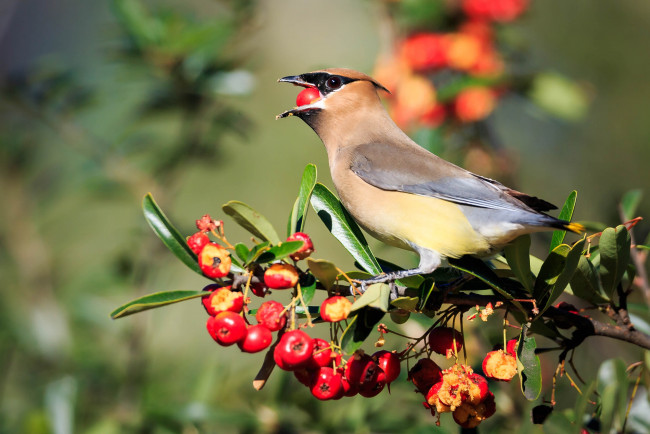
left=326, top=76, right=342, bottom=90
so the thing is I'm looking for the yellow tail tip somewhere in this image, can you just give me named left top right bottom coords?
left=565, top=222, right=585, bottom=234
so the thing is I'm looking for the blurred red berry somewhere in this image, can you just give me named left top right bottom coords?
left=462, top=0, right=528, bottom=22
left=453, top=87, right=496, bottom=122
left=408, top=358, right=443, bottom=395
left=401, top=33, right=449, bottom=71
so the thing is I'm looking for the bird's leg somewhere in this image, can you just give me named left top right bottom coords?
left=356, top=248, right=442, bottom=291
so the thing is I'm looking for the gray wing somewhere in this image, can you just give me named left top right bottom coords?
left=349, top=142, right=556, bottom=213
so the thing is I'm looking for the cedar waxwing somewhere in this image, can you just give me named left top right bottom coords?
left=277, top=68, right=583, bottom=284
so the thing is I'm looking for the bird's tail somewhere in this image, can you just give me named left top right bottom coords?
left=561, top=221, right=585, bottom=234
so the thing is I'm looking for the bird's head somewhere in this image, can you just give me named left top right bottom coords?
left=276, top=68, right=390, bottom=135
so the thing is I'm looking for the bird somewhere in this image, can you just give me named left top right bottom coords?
left=276, top=68, right=584, bottom=285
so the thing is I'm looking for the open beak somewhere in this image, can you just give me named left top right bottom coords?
left=276, top=74, right=323, bottom=119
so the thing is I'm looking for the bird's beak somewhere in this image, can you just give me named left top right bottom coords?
left=276, top=74, right=323, bottom=119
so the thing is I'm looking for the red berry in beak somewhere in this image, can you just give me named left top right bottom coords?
left=296, top=87, right=321, bottom=107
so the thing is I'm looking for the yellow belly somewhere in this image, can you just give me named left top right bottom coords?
left=338, top=184, right=491, bottom=259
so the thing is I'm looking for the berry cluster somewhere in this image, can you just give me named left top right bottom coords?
left=374, top=0, right=528, bottom=129
left=408, top=327, right=518, bottom=428
left=182, top=214, right=519, bottom=425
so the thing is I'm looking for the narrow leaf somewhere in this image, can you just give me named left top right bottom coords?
left=600, top=225, right=631, bottom=297
left=310, top=183, right=382, bottom=275
left=340, top=307, right=384, bottom=354
left=550, top=191, right=578, bottom=252
left=142, top=193, right=202, bottom=275
left=621, top=189, right=643, bottom=222
left=307, top=258, right=339, bottom=291
left=449, top=256, right=527, bottom=314
left=288, top=164, right=317, bottom=236
left=517, top=324, right=542, bottom=401
left=111, top=290, right=205, bottom=319
left=246, top=241, right=270, bottom=265
left=256, top=241, right=304, bottom=263
left=542, top=239, right=585, bottom=313
left=504, top=235, right=534, bottom=292
left=222, top=201, right=281, bottom=245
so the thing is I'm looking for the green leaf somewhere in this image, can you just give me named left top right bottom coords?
left=142, top=193, right=202, bottom=276
left=600, top=225, right=632, bottom=298
left=570, top=255, right=609, bottom=304
left=517, top=324, right=542, bottom=401
left=111, top=290, right=205, bottom=319
left=350, top=283, right=390, bottom=313
left=391, top=296, right=420, bottom=312
left=621, top=189, right=643, bottom=221
left=534, top=239, right=585, bottom=315
left=449, top=256, right=527, bottom=314
left=288, top=164, right=317, bottom=236
left=636, top=245, right=650, bottom=251
left=222, top=201, right=281, bottom=245
left=597, top=359, right=628, bottom=434
left=234, top=243, right=249, bottom=262
left=245, top=241, right=270, bottom=265
left=256, top=241, right=304, bottom=264
left=550, top=191, right=578, bottom=252
left=504, top=235, right=534, bottom=292
left=299, top=273, right=317, bottom=305
left=307, top=258, right=339, bottom=291
left=529, top=72, right=589, bottom=121
left=571, top=381, right=596, bottom=434
left=340, top=307, right=384, bottom=354
left=310, top=183, right=382, bottom=275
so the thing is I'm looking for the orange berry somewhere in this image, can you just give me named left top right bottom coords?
left=320, top=296, right=352, bottom=322
left=198, top=243, right=232, bottom=278
left=482, top=350, right=517, bottom=381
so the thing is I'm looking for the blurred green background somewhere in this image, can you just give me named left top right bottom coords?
left=2, top=0, right=650, bottom=432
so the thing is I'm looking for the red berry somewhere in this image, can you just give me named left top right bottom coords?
left=468, top=373, right=489, bottom=403
left=238, top=324, right=273, bottom=353
left=308, top=338, right=340, bottom=369
left=320, top=296, right=352, bottom=322
left=296, top=87, right=321, bottom=107
left=294, top=368, right=315, bottom=387
left=199, top=243, right=232, bottom=279
left=287, top=232, right=315, bottom=261
left=338, top=367, right=358, bottom=397
left=207, top=312, right=247, bottom=346
left=428, top=327, right=464, bottom=356
left=203, top=286, right=243, bottom=316
left=408, top=358, right=443, bottom=395
left=250, top=281, right=268, bottom=298
left=358, top=368, right=386, bottom=398
left=187, top=232, right=210, bottom=254
left=345, top=352, right=379, bottom=390
left=256, top=300, right=287, bottom=332
left=373, top=350, right=401, bottom=384
left=273, top=330, right=314, bottom=370
left=453, top=86, right=496, bottom=123
left=506, top=338, right=518, bottom=357
left=264, top=263, right=299, bottom=289
left=310, top=367, right=343, bottom=400
left=400, top=33, right=449, bottom=71
left=482, top=350, right=517, bottom=382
